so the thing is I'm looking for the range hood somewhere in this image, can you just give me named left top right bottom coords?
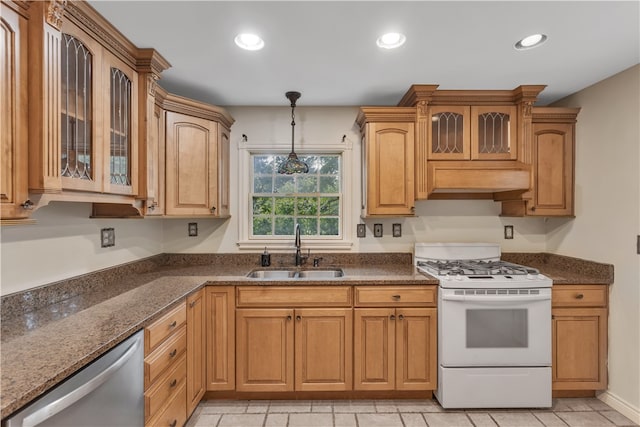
left=426, top=161, right=531, bottom=198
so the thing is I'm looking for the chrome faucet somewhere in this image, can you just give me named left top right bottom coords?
left=294, top=223, right=308, bottom=266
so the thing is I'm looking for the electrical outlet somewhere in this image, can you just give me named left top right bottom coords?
left=356, top=224, right=366, bottom=238
left=373, top=223, right=383, bottom=238
left=504, top=225, right=514, bottom=240
left=392, top=223, right=402, bottom=237
left=100, top=228, right=115, bottom=248
left=188, top=222, right=198, bottom=237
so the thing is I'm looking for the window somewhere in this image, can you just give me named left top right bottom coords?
left=251, top=154, right=341, bottom=238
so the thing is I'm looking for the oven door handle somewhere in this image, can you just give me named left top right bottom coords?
left=442, top=294, right=551, bottom=303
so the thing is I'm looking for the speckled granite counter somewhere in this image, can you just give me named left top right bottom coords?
left=0, top=252, right=613, bottom=419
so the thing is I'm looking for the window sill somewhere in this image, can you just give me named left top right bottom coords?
left=237, top=240, right=353, bottom=251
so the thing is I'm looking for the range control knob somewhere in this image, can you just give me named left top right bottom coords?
left=455, top=274, right=464, bottom=281
left=526, top=273, right=539, bottom=280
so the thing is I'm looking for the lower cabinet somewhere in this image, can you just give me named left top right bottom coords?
left=186, top=290, right=205, bottom=416
left=552, top=285, right=608, bottom=393
left=205, top=287, right=235, bottom=391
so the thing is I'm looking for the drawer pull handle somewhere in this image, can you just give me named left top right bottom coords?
left=170, top=420, right=177, bottom=427
left=390, top=315, right=396, bottom=320
left=398, top=314, right=404, bottom=320
left=189, top=301, right=196, bottom=308
left=169, top=320, right=177, bottom=328
left=169, top=349, right=177, bottom=358
left=576, top=294, right=584, bottom=299
left=296, top=315, right=302, bottom=321
left=169, top=379, right=177, bottom=388
left=392, top=295, right=401, bottom=300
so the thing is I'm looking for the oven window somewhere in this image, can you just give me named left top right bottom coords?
left=466, top=309, right=528, bottom=348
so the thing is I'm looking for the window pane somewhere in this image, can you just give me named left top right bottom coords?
left=253, top=197, right=273, bottom=215
left=275, top=217, right=294, bottom=235
left=319, top=197, right=339, bottom=216
left=298, top=218, right=317, bottom=235
left=254, top=176, right=273, bottom=193
left=274, top=176, right=295, bottom=193
left=319, top=218, right=339, bottom=235
left=300, top=155, right=319, bottom=173
left=253, top=217, right=272, bottom=235
left=319, top=176, right=339, bottom=193
left=254, top=156, right=275, bottom=174
left=274, top=197, right=295, bottom=215
left=320, top=156, right=340, bottom=174
left=297, top=197, right=318, bottom=216
left=297, top=176, right=317, bottom=193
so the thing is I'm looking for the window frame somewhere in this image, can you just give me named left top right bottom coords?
left=237, top=141, right=354, bottom=251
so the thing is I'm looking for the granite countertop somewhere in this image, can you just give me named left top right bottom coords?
left=0, top=252, right=613, bottom=419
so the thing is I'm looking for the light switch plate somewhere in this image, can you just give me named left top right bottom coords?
left=373, top=223, right=383, bottom=238
left=504, top=225, right=514, bottom=240
left=100, top=228, right=115, bottom=248
left=356, top=224, right=366, bottom=238
left=188, top=222, right=198, bottom=237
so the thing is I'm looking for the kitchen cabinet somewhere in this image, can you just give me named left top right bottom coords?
left=353, top=286, right=437, bottom=391
left=186, top=289, right=205, bottom=417
left=501, top=108, right=580, bottom=217
left=356, top=108, right=416, bottom=217
left=144, top=302, right=187, bottom=427
left=205, top=286, right=235, bottom=391
left=235, top=286, right=353, bottom=392
left=552, top=285, right=608, bottom=394
left=163, top=94, right=234, bottom=217
left=0, top=2, right=30, bottom=222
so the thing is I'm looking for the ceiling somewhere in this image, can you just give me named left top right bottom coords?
left=88, top=1, right=639, bottom=107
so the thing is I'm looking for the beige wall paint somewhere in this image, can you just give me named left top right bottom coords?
left=548, top=64, right=640, bottom=419
left=0, top=202, right=164, bottom=296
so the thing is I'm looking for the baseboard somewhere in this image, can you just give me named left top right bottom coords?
left=598, top=390, right=640, bottom=425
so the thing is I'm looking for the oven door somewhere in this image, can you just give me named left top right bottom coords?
left=439, top=288, right=551, bottom=367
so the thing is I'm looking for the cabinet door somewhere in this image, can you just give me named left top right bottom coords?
left=552, top=308, right=607, bottom=390
left=428, top=106, right=470, bottom=160
left=471, top=106, right=518, bottom=160
left=529, top=123, right=574, bottom=216
left=165, top=111, right=218, bottom=216
left=365, top=122, right=415, bottom=216
left=1, top=4, right=29, bottom=220
left=236, top=309, right=294, bottom=392
left=102, top=51, right=139, bottom=196
left=205, top=287, right=235, bottom=391
left=186, top=289, right=205, bottom=415
left=294, top=308, right=353, bottom=391
left=396, top=308, right=437, bottom=391
left=353, top=308, right=395, bottom=390
left=216, top=125, right=231, bottom=217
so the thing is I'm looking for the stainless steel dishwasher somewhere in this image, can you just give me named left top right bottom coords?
left=4, top=330, right=144, bottom=427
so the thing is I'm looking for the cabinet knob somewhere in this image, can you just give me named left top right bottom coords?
left=287, top=315, right=292, bottom=321
left=576, top=293, right=584, bottom=299
left=169, top=349, right=177, bottom=358
left=20, top=200, right=34, bottom=210
left=169, top=320, right=177, bottom=328
left=169, top=378, right=177, bottom=388
left=531, top=206, right=536, bottom=212
left=392, top=295, right=401, bottom=300
left=189, top=301, right=196, bottom=308
left=390, top=315, right=396, bottom=320
left=398, top=314, right=404, bottom=320
left=147, top=204, right=155, bottom=211
left=169, top=420, right=177, bottom=427
left=211, top=206, right=217, bottom=213
left=296, top=315, right=302, bottom=321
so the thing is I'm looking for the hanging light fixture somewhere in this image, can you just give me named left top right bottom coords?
left=278, top=91, right=309, bottom=174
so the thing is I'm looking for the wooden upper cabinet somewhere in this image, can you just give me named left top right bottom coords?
left=162, top=94, right=234, bottom=217
left=1, top=2, right=30, bottom=222
left=356, top=108, right=416, bottom=217
left=428, top=106, right=469, bottom=160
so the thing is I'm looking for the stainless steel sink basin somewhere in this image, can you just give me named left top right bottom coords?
left=246, top=268, right=344, bottom=280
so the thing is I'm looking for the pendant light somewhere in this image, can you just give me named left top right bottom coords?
left=278, top=91, right=309, bottom=174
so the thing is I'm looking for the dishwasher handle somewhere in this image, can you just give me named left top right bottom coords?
left=21, top=335, right=142, bottom=427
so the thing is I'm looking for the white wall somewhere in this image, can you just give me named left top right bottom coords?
left=547, top=65, right=640, bottom=420
left=161, top=106, right=547, bottom=254
left=0, top=202, right=164, bottom=296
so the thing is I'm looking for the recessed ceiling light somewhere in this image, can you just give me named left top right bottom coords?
left=515, top=33, right=547, bottom=50
left=376, top=32, right=406, bottom=49
left=234, top=33, right=264, bottom=51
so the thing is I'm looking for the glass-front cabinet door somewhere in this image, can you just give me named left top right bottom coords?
left=427, top=106, right=470, bottom=160
left=471, top=106, right=518, bottom=160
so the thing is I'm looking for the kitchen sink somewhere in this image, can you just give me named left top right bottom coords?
left=246, top=268, right=344, bottom=280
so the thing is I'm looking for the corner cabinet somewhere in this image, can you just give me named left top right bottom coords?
left=501, top=108, right=579, bottom=217
left=162, top=94, right=234, bottom=217
left=552, top=285, right=608, bottom=394
left=1, top=1, right=30, bottom=222
left=356, top=108, right=416, bottom=217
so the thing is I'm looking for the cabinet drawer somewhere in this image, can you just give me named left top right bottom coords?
left=355, top=286, right=436, bottom=307
left=237, top=286, right=352, bottom=307
left=145, top=354, right=186, bottom=422
left=145, top=325, right=187, bottom=388
left=552, top=285, right=607, bottom=308
left=145, top=302, right=187, bottom=355
left=145, top=383, right=186, bottom=427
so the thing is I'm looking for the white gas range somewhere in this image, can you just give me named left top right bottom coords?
left=415, top=243, right=553, bottom=409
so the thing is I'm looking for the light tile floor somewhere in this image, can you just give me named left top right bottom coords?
left=185, top=398, right=638, bottom=427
